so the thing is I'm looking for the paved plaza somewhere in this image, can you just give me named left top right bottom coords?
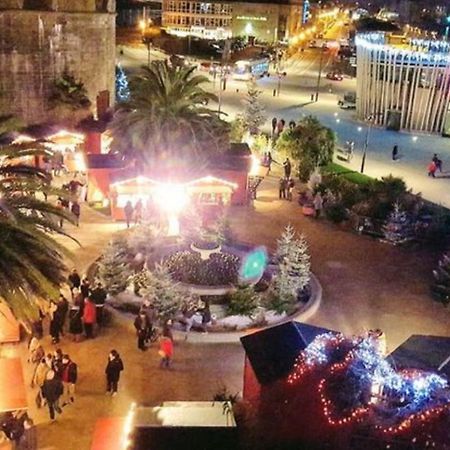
left=4, top=173, right=449, bottom=449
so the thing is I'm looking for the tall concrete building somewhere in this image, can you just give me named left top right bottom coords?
left=356, top=32, right=450, bottom=134
left=161, top=0, right=303, bottom=42
left=0, top=1, right=116, bottom=125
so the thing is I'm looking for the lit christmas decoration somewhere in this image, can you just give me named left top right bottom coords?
left=116, top=64, right=130, bottom=103
left=286, top=332, right=450, bottom=436
left=239, top=246, right=268, bottom=282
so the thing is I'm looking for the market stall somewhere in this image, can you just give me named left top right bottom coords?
left=0, top=359, right=27, bottom=413
left=0, top=304, right=20, bottom=344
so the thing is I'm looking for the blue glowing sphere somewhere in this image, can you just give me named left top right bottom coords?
left=239, top=246, right=268, bottom=282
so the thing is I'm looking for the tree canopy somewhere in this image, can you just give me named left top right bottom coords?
left=0, top=141, right=74, bottom=323
left=109, top=60, right=230, bottom=171
left=276, top=115, right=335, bottom=181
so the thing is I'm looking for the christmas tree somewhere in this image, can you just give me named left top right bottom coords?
left=135, top=264, right=184, bottom=321
left=241, top=80, right=266, bottom=135
left=431, top=252, right=450, bottom=304
left=382, top=202, right=414, bottom=245
left=270, top=225, right=311, bottom=312
left=115, top=64, right=130, bottom=103
left=98, top=236, right=132, bottom=296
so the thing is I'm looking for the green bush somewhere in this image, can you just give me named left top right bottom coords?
left=263, top=288, right=297, bottom=315
left=227, top=285, right=260, bottom=317
left=165, top=251, right=240, bottom=286
left=325, top=203, right=348, bottom=223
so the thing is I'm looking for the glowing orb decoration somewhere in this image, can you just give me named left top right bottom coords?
left=154, top=184, right=189, bottom=236
left=239, top=246, right=268, bottom=282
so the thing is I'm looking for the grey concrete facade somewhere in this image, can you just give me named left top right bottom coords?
left=0, top=1, right=116, bottom=124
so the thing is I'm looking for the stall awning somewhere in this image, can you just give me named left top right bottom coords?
left=0, top=358, right=27, bottom=412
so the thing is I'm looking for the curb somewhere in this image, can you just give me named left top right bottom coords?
left=166, top=272, right=323, bottom=344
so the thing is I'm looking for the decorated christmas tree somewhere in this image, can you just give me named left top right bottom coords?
left=135, top=264, right=184, bottom=321
left=98, top=236, right=132, bottom=296
left=115, top=64, right=130, bottom=103
left=270, top=225, right=311, bottom=312
left=382, top=202, right=414, bottom=245
left=431, top=252, right=450, bottom=304
left=241, top=80, right=266, bottom=135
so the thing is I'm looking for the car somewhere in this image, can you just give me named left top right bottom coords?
left=326, top=72, right=344, bottom=81
left=338, top=100, right=356, bottom=109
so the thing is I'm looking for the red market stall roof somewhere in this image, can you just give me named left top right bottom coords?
left=0, top=358, right=27, bottom=413
left=0, top=303, right=20, bottom=343
left=91, top=417, right=125, bottom=450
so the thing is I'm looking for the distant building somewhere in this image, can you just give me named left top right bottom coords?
left=161, top=0, right=304, bottom=42
left=356, top=32, right=450, bottom=134
left=0, top=1, right=116, bottom=125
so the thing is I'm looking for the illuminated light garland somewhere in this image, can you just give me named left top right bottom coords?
left=285, top=332, right=450, bottom=437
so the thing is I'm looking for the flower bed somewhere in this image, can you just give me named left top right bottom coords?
left=165, top=251, right=240, bottom=286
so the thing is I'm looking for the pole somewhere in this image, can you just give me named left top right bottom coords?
left=147, top=41, right=151, bottom=67
left=315, top=46, right=325, bottom=102
left=360, top=121, right=371, bottom=174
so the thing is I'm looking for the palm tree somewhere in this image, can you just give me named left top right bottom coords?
left=109, top=61, right=230, bottom=171
left=0, top=141, right=74, bottom=323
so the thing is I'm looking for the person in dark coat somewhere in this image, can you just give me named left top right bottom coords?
left=105, top=350, right=124, bottom=396
left=392, top=144, right=398, bottom=161
left=57, top=294, right=69, bottom=335
left=80, top=277, right=90, bottom=299
left=68, top=303, right=83, bottom=342
left=68, top=269, right=81, bottom=292
left=61, top=354, right=78, bottom=405
left=271, top=117, right=277, bottom=135
left=134, top=312, right=151, bottom=351
left=49, top=301, right=61, bottom=344
left=71, top=201, right=81, bottom=226
left=91, top=282, right=107, bottom=327
left=283, top=158, right=291, bottom=178
left=279, top=177, right=286, bottom=199
left=41, top=370, right=63, bottom=421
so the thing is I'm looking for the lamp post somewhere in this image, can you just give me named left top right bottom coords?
left=315, top=44, right=326, bottom=102
left=360, top=113, right=382, bottom=174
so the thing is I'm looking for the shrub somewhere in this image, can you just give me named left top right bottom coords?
left=165, top=251, right=240, bottom=286
left=325, top=203, right=348, bottom=223
left=227, top=285, right=260, bottom=317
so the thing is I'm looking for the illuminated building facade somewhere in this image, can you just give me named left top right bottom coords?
left=356, top=32, right=450, bottom=134
left=162, top=0, right=303, bottom=42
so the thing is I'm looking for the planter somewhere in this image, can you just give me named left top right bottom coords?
left=190, top=243, right=222, bottom=260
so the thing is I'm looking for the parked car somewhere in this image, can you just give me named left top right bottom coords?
left=338, top=100, right=356, bottom=109
left=326, top=71, right=344, bottom=81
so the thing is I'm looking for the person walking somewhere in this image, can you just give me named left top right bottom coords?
left=71, top=201, right=81, bottom=227
left=32, top=356, right=50, bottom=403
left=159, top=335, right=174, bottom=369
left=61, top=354, right=77, bottom=406
left=82, top=297, right=96, bottom=339
left=124, top=201, right=134, bottom=229
left=105, top=350, right=124, bottom=396
left=279, top=177, right=286, bottom=199
left=68, top=269, right=81, bottom=293
left=134, top=312, right=151, bottom=351
left=41, top=370, right=63, bottom=421
left=313, top=192, right=324, bottom=218
left=428, top=160, right=437, bottom=178
left=134, top=199, right=143, bottom=225
left=392, top=144, right=398, bottom=161
left=287, top=177, right=295, bottom=201
left=57, top=294, right=69, bottom=336
left=271, top=117, right=277, bottom=136
left=283, top=158, right=291, bottom=178
left=432, top=153, right=443, bottom=172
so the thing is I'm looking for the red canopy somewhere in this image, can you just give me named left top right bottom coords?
left=0, top=358, right=27, bottom=412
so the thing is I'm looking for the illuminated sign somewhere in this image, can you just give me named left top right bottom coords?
left=302, top=0, right=310, bottom=24
left=236, top=15, right=267, bottom=21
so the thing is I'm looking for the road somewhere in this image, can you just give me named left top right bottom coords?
left=117, top=22, right=450, bottom=208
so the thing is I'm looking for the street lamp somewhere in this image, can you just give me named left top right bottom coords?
left=360, top=113, right=382, bottom=174
left=315, top=44, right=326, bottom=102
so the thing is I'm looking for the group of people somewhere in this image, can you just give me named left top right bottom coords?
left=271, top=117, right=297, bottom=138
left=124, top=198, right=144, bottom=229
left=428, top=153, right=444, bottom=178
left=56, top=176, right=85, bottom=227
left=28, top=343, right=78, bottom=422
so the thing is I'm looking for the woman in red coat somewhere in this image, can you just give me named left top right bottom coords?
left=159, top=336, right=173, bottom=369
left=83, top=298, right=96, bottom=339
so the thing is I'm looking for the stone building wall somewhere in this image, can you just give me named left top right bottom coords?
left=0, top=5, right=116, bottom=124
